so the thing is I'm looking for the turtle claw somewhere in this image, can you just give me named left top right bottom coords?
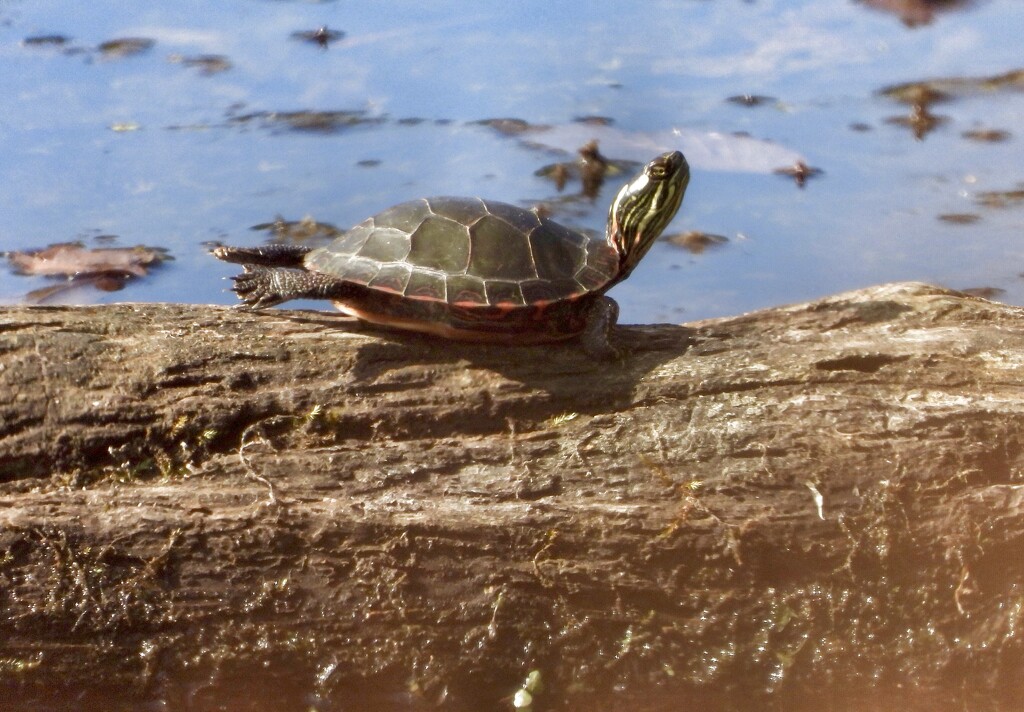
left=228, top=267, right=286, bottom=309
left=213, top=244, right=311, bottom=268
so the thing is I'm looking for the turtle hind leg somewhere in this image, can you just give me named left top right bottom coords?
left=212, top=243, right=313, bottom=268
left=579, top=296, right=621, bottom=360
left=229, top=265, right=349, bottom=309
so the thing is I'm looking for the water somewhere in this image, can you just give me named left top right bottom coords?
left=2, top=1, right=1023, bottom=321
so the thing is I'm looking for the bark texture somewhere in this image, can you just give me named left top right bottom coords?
left=1, top=282, right=1023, bottom=711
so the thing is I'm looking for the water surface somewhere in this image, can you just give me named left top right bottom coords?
left=2, top=1, right=1023, bottom=321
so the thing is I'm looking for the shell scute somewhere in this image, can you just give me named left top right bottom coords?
left=530, top=228, right=588, bottom=282
left=520, top=278, right=585, bottom=305
left=374, top=199, right=431, bottom=232
left=482, top=199, right=542, bottom=234
left=467, top=215, right=537, bottom=281
left=408, top=215, right=471, bottom=273
left=484, top=280, right=526, bottom=307
left=339, top=258, right=380, bottom=286
left=585, top=238, right=619, bottom=277
left=326, top=221, right=372, bottom=256
left=358, top=227, right=412, bottom=263
left=446, top=274, right=489, bottom=305
left=575, top=265, right=612, bottom=291
left=368, top=263, right=413, bottom=294
left=428, top=197, right=488, bottom=225
left=405, top=270, right=447, bottom=301
left=540, top=217, right=589, bottom=249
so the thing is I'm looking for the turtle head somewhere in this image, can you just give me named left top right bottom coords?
left=607, top=150, right=689, bottom=279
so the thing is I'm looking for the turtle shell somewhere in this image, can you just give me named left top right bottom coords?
left=304, top=197, right=619, bottom=310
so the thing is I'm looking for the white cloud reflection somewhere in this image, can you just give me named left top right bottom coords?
left=653, top=3, right=872, bottom=79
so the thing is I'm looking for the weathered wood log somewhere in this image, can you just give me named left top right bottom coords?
left=1, top=282, right=1022, bottom=711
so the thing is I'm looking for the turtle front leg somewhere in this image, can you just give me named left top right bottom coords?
left=579, top=296, right=620, bottom=360
left=230, top=266, right=347, bottom=309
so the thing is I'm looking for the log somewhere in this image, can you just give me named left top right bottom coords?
left=1, top=282, right=1022, bottom=711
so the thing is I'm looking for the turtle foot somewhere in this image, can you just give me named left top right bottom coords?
left=579, top=296, right=622, bottom=361
left=229, top=266, right=288, bottom=309
left=226, top=265, right=350, bottom=309
left=212, top=244, right=312, bottom=268
left=581, top=338, right=622, bottom=362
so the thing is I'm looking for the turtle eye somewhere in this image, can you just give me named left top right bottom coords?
left=647, top=161, right=668, bottom=180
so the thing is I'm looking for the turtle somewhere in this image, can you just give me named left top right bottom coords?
left=212, top=150, right=689, bottom=358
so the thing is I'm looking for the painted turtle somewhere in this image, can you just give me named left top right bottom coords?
left=213, top=150, right=689, bottom=357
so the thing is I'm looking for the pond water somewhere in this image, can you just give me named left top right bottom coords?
left=2, top=1, right=1023, bottom=323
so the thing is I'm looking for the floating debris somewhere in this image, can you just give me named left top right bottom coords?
left=572, top=115, right=615, bottom=126
left=975, top=188, right=1024, bottom=209
left=229, top=109, right=384, bottom=134
left=774, top=160, right=823, bottom=188
left=22, top=34, right=71, bottom=47
left=578, top=139, right=610, bottom=198
left=6, top=242, right=170, bottom=303
left=97, top=37, right=155, bottom=58
left=859, top=0, right=976, bottom=27
left=544, top=163, right=570, bottom=192
left=291, top=26, right=344, bottom=48
left=662, top=231, right=729, bottom=254
left=109, top=122, right=141, bottom=132
left=938, top=213, right=981, bottom=225
left=881, top=85, right=940, bottom=106
left=975, top=68, right=1024, bottom=90
left=277, top=110, right=377, bottom=133
left=168, top=53, right=232, bottom=76
left=726, top=94, right=777, bottom=107
left=535, top=140, right=636, bottom=198
left=471, top=117, right=550, bottom=136
left=396, top=117, right=427, bottom=126
left=250, top=215, right=342, bottom=243
left=356, top=159, right=381, bottom=168
left=960, top=286, right=1005, bottom=300
left=7, top=242, right=169, bottom=278
left=849, top=122, right=874, bottom=132
left=884, top=103, right=947, bottom=140
left=164, top=123, right=212, bottom=132
left=880, top=68, right=1024, bottom=105
left=962, top=128, right=1011, bottom=143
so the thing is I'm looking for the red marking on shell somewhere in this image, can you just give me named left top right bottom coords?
left=406, top=287, right=446, bottom=302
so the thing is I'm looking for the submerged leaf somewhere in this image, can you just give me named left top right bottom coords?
left=7, top=242, right=169, bottom=278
